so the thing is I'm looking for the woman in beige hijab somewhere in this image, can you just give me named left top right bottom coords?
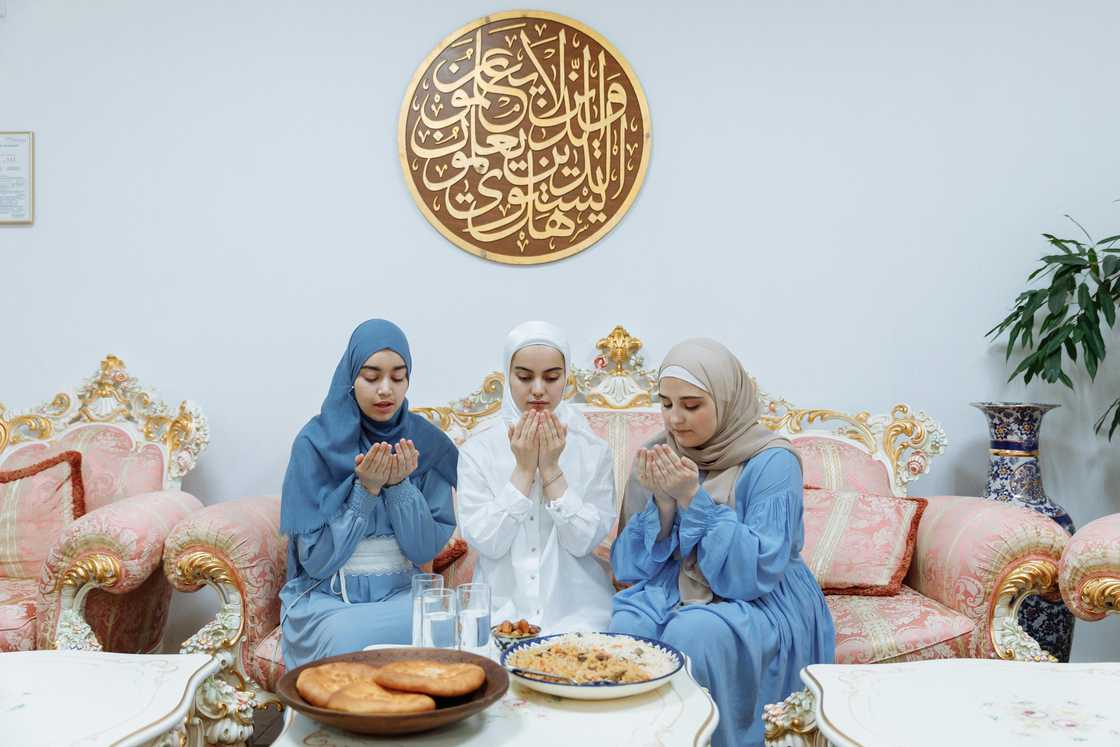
left=609, top=339, right=834, bottom=747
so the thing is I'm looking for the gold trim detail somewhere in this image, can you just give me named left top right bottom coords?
left=762, top=687, right=819, bottom=741
left=0, top=354, right=210, bottom=481
left=175, top=551, right=236, bottom=588
left=759, top=396, right=947, bottom=495
left=1080, top=577, right=1120, bottom=615
left=145, top=402, right=199, bottom=455
left=176, top=551, right=247, bottom=654
left=597, top=326, right=643, bottom=375
left=992, top=558, right=1060, bottom=661
left=0, top=394, right=70, bottom=452
left=998, top=559, right=1059, bottom=603
left=57, top=554, right=121, bottom=592
left=760, top=405, right=877, bottom=453
left=413, top=372, right=506, bottom=433
left=990, top=448, right=1040, bottom=457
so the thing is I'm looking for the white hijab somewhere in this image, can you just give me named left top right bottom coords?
left=500, top=321, right=596, bottom=438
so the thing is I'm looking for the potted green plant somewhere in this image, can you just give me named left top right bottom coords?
left=988, top=216, right=1120, bottom=438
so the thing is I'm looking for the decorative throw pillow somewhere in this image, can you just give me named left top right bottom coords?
left=793, top=436, right=894, bottom=495
left=0, top=451, right=85, bottom=579
left=801, top=488, right=926, bottom=596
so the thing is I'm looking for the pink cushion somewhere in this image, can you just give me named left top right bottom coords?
left=1, top=425, right=165, bottom=514
left=0, top=577, right=39, bottom=652
left=827, top=585, right=975, bottom=663
left=250, top=625, right=286, bottom=692
left=0, top=451, right=85, bottom=579
left=802, top=488, right=926, bottom=595
left=793, top=436, right=893, bottom=495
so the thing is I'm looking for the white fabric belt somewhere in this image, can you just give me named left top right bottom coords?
left=334, top=535, right=413, bottom=604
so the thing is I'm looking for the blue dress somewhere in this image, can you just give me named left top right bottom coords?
left=610, top=449, right=834, bottom=747
left=279, top=468, right=456, bottom=670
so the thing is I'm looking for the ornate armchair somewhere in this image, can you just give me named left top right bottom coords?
left=0, top=355, right=208, bottom=653
left=165, top=326, right=1071, bottom=746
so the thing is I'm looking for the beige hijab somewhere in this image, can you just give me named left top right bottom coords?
left=619, top=338, right=801, bottom=604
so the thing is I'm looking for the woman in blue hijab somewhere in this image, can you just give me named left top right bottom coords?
left=279, top=319, right=458, bottom=669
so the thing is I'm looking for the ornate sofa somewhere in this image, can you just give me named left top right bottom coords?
left=0, top=355, right=208, bottom=653
left=164, top=326, right=1072, bottom=745
left=1059, top=513, right=1120, bottom=622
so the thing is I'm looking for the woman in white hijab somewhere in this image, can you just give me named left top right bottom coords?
left=457, top=321, right=615, bottom=631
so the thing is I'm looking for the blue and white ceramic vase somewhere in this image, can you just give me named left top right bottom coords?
left=971, top=402, right=1074, bottom=662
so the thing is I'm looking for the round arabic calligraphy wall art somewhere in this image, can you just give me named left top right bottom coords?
left=398, top=11, right=651, bottom=265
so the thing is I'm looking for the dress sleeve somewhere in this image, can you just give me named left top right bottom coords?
left=292, top=483, right=380, bottom=580
left=543, top=446, right=616, bottom=557
left=610, top=494, right=680, bottom=584
left=383, top=468, right=457, bottom=565
left=678, top=449, right=803, bottom=601
left=456, top=446, right=534, bottom=559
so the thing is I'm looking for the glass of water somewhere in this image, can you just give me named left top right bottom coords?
left=456, top=583, right=491, bottom=656
left=420, top=587, right=458, bottom=649
left=410, top=573, right=443, bottom=647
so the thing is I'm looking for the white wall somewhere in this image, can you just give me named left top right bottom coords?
left=2, top=1, right=1118, bottom=661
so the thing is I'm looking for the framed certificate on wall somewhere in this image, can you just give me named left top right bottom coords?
left=0, top=132, right=34, bottom=224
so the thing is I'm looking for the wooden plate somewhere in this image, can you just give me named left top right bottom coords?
left=275, top=648, right=508, bottom=736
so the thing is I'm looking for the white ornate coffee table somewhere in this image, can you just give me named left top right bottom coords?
left=274, top=649, right=718, bottom=746
left=1, top=650, right=220, bottom=747
left=799, top=659, right=1120, bottom=747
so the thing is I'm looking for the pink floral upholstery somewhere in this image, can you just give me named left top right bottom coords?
left=35, top=489, right=201, bottom=651
left=827, top=585, right=974, bottom=664
left=905, top=495, right=1068, bottom=658
left=1059, top=513, right=1120, bottom=621
left=0, top=578, right=39, bottom=651
left=802, top=488, right=926, bottom=595
left=164, top=495, right=287, bottom=668
left=0, top=451, right=84, bottom=579
left=792, top=436, right=893, bottom=495
left=2, top=426, right=165, bottom=514
left=250, top=626, right=285, bottom=692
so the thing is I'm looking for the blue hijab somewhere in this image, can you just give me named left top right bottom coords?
left=280, top=319, right=458, bottom=535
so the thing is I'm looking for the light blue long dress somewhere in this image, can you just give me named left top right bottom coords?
left=610, top=448, right=834, bottom=747
left=279, top=468, right=455, bottom=670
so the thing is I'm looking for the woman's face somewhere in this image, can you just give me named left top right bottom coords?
left=658, top=376, right=718, bottom=448
left=509, top=345, right=566, bottom=414
left=353, top=349, right=409, bottom=422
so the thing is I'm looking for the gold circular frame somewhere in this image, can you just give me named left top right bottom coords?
left=398, top=10, right=652, bottom=265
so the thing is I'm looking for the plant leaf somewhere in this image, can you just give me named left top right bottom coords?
left=1042, top=254, right=1090, bottom=267
left=1042, top=234, right=1075, bottom=254
left=1101, top=289, right=1117, bottom=327
left=1048, top=285, right=1067, bottom=315
left=1094, top=396, right=1120, bottom=440
left=1085, top=344, right=1099, bottom=378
